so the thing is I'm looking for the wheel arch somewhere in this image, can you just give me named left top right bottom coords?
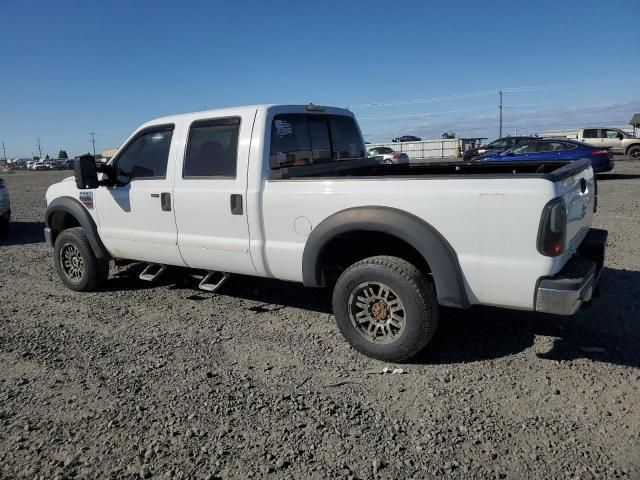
left=45, top=196, right=109, bottom=260
left=302, top=206, right=469, bottom=308
left=625, top=143, right=640, bottom=155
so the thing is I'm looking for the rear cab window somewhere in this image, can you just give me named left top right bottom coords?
left=270, top=114, right=364, bottom=169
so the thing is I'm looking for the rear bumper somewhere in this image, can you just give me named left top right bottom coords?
left=535, top=228, right=607, bottom=315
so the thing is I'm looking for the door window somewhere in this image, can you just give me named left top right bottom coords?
left=603, top=129, right=621, bottom=139
left=538, top=141, right=567, bottom=152
left=511, top=142, right=538, bottom=154
left=183, top=117, right=240, bottom=178
left=115, top=127, right=173, bottom=184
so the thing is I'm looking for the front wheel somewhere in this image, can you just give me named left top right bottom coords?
left=332, top=255, right=439, bottom=362
left=627, top=145, right=640, bottom=161
left=53, top=227, right=109, bottom=291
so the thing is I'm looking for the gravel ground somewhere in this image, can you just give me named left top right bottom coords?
left=1, top=165, right=639, bottom=480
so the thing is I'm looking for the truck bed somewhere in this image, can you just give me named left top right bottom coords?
left=272, top=158, right=591, bottom=182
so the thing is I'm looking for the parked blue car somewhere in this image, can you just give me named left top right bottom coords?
left=473, top=139, right=614, bottom=173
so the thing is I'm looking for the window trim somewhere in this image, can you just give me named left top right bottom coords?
left=111, top=123, right=175, bottom=184
left=182, top=116, right=242, bottom=180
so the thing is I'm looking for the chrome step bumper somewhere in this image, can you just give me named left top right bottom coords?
left=535, top=228, right=607, bottom=315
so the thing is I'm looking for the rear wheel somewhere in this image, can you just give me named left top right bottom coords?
left=332, top=255, right=439, bottom=362
left=53, top=227, right=109, bottom=291
left=627, top=145, right=640, bottom=160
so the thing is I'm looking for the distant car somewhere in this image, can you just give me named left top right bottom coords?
left=474, top=139, right=615, bottom=173
left=49, top=161, right=63, bottom=170
left=25, top=160, right=36, bottom=170
left=0, top=177, right=10, bottom=229
left=392, top=135, right=421, bottom=143
left=463, top=136, right=537, bottom=161
left=368, top=147, right=409, bottom=165
left=34, top=161, right=48, bottom=171
left=62, top=159, right=75, bottom=170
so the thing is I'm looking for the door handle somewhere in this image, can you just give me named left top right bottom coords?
left=160, top=192, right=171, bottom=211
left=230, top=194, right=243, bottom=215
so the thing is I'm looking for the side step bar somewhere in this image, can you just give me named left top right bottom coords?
left=199, top=271, right=230, bottom=292
left=139, top=264, right=167, bottom=282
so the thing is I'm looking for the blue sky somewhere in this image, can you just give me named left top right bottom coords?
left=1, top=0, right=639, bottom=157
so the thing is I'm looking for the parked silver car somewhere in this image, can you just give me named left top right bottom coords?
left=368, top=147, right=410, bottom=165
left=0, top=178, right=10, bottom=229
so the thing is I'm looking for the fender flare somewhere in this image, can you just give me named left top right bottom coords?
left=45, top=196, right=109, bottom=260
left=302, top=206, right=469, bottom=308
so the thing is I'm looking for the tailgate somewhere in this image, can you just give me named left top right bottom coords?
left=558, top=162, right=595, bottom=254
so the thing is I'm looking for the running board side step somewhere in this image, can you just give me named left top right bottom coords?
left=139, top=264, right=167, bottom=282
left=199, top=271, right=230, bottom=292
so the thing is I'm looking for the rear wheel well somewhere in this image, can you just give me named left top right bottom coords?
left=317, top=231, right=431, bottom=286
left=626, top=143, right=640, bottom=154
left=49, top=211, right=81, bottom=243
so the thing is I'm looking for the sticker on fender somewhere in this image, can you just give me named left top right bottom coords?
left=79, top=191, right=94, bottom=209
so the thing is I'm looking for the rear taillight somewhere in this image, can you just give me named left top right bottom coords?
left=538, top=198, right=567, bottom=256
left=591, top=149, right=609, bottom=155
left=393, top=154, right=401, bottom=159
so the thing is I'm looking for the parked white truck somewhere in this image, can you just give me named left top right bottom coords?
left=44, top=104, right=607, bottom=361
left=543, top=127, right=640, bottom=160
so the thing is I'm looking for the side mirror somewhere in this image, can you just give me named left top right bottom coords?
left=503, top=151, right=515, bottom=156
left=617, top=134, right=623, bottom=140
left=74, top=154, right=99, bottom=189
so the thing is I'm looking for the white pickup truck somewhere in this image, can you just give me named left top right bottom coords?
left=44, top=104, right=607, bottom=361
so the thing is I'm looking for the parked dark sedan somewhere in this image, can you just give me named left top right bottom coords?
left=463, top=136, right=537, bottom=160
left=392, top=135, right=421, bottom=143
left=474, top=139, right=615, bottom=173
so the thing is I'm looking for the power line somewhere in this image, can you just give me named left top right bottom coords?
left=1, top=142, right=6, bottom=161
left=37, top=138, right=42, bottom=159
left=90, top=132, right=96, bottom=156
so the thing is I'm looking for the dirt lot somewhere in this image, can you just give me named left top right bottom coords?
left=1, top=165, right=639, bottom=480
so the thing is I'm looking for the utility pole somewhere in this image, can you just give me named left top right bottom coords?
left=498, top=90, right=503, bottom=138
left=37, top=138, right=43, bottom=159
left=1, top=141, right=6, bottom=161
left=90, top=132, right=96, bottom=156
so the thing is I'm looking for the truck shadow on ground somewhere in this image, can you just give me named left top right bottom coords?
left=213, top=267, right=639, bottom=369
left=0, top=221, right=45, bottom=246
left=597, top=173, right=640, bottom=180
left=103, top=264, right=639, bottom=369
left=416, top=267, right=640, bottom=368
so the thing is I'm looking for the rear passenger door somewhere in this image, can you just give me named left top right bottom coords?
left=173, top=113, right=257, bottom=275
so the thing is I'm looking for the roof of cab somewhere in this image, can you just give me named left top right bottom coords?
left=140, top=104, right=354, bottom=129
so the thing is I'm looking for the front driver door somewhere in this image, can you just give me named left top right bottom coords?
left=95, top=124, right=186, bottom=266
left=600, top=128, right=624, bottom=153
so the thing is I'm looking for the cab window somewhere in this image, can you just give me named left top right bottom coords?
left=270, top=114, right=364, bottom=168
left=583, top=129, right=598, bottom=139
left=115, top=126, right=173, bottom=184
left=603, top=129, right=621, bottom=139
